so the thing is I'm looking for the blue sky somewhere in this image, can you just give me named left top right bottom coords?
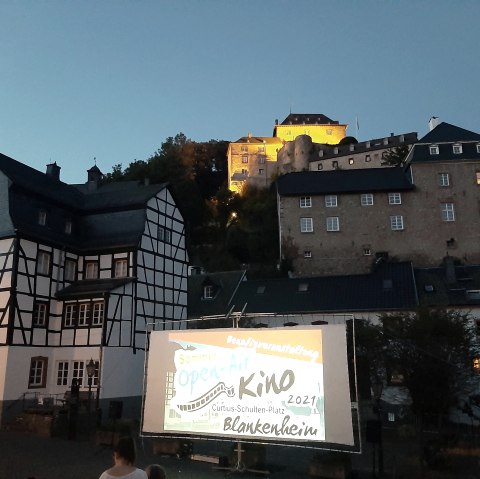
left=1, top=0, right=479, bottom=184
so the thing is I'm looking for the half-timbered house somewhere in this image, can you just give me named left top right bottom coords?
left=0, top=154, right=188, bottom=424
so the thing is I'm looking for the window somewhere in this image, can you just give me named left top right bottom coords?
left=429, top=145, right=439, bottom=155
left=300, top=196, right=312, bottom=208
left=317, top=163, right=323, bottom=170
left=241, top=169, right=248, bottom=175
left=258, top=169, right=264, bottom=175
left=477, top=144, right=480, bottom=154
left=38, top=211, right=46, bottom=226
left=33, top=301, right=48, bottom=327
left=325, top=195, right=337, bottom=207
left=258, top=156, right=265, bottom=164
left=242, top=155, right=248, bottom=163
left=72, top=361, right=85, bottom=387
left=37, top=251, right=51, bottom=276
left=326, top=216, right=339, bottom=231
left=64, top=259, right=76, bottom=282
left=363, top=248, right=372, bottom=256
left=84, top=261, right=98, bottom=279
left=388, top=192, right=402, bottom=205
left=304, top=251, right=312, bottom=258
left=57, top=361, right=69, bottom=386
left=453, top=143, right=462, bottom=154
left=258, top=146, right=265, bottom=153
left=78, top=303, right=91, bottom=326
left=203, top=285, right=214, bottom=299
left=441, top=203, right=455, bottom=222
left=361, top=194, right=374, bottom=206
left=28, top=357, right=48, bottom=388
left=92, top=302, right=104, bottom=326
left=439, top=173, right=450, bottom=186
left=300, top=217, right=313, bottom=233
left=158, top=226, right=172, bottom=243
left=88, top=360, right=100, bottom=387
left=390, top=215, right=404, bottom=230
left=365, top=154, right=371, bottom=162
left=349, top=158, right=354, bottom=165
left=241, top=145, right=248, bottom=152
left=332, top=161, right=338, bottom=169
left=476, top=172, right=480, bottom=185
left=114, top=259, right=128, bottom=277
left=64, top=304, right=76, bottom=327
left=326, top=129, right=332, bottom=135
left=65, top=220, right=72, bottom=234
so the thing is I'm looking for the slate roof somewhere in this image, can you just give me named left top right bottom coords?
left=56, top=278, right=133, bottom=300
left=188, top=270, right=246, bottom=318
left=419, top=122, right=480, bottom=143
left=313, top=132, right=417, bottom=161
left=279, top=114, right=339, bottom=125
left=232, top=136, right=281, bottom=145
left=409, top=141, right=480, bottom=164
left=230, top=262, right=417, bottom=315
left=277, top=168, right=414, bottom=196
left=0, top=152, right=168, bottom=251
left=415, top=264, right=480, bottom=308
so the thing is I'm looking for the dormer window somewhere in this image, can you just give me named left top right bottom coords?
left=429, top=145, right=439, bottom=155
left=453, top=143, right=462, bottom=154
left=366, top=141, right=371, bottom=148
left=65, top=220, right=72, bottom=234
left=256, top=286, right=266, bottom=294
left=38, top=211, right=46, bottom=226
left=203, top=285, right=214, bottom=299
left=477, top=144, right=480, bottom=154
left=349, top=144, right=354, bottom=152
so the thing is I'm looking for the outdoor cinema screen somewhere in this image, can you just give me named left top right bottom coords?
left=142, top=325, right=354, bottom=447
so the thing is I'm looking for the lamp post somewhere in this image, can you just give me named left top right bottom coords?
left=372, top=380, right=384, bottom=477
left=86, top=358, right=95, bottom=413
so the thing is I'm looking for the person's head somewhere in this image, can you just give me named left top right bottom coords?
left=113, top=436, right=136, bottom=465
left=145, top=463, right=167, bottom=479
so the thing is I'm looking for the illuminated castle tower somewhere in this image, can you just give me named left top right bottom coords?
left=228, top=113, right=347, bottom=193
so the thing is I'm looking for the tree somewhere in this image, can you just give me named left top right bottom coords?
left=381, top=144, right=410, bottom=166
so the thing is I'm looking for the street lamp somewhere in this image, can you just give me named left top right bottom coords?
left=86, top=358, right=95, bottom=413
left=372, top=380, right=384, bottom=477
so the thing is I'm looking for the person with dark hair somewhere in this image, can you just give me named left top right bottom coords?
left=145, top=463, right=167, bottom=479
left=99, top=436, right=147, bottom=479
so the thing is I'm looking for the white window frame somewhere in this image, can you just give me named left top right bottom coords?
left=56, top=361, right=69, bottom=386
left=361, top=194, right=374, bottom=206
left=114, top=259, right=128, bottom=277
left=33, top=302, right=47, bottom=327
left=429, top=145, right=439, bottom=155
left=476, top=144, right=480, bottom=154
left=64, top=304, right=76, bottom=327
left=453, top=143, right=462, bottom=154
left=258, top=156, right=266, bottom=164
left=441, top=203, right=455, bottom=222
left=78, top=303, right=90, bottom=326
left=28, top=357, right=48, bottom=388
left=304, top=251, right=312, bottom=258
left=64, top=259, right=76, bottom=282
left=390, top=215, right=404, bottom=230
left=326, top=216, right=339, bottom=232
left=388, top=192, right=402, bottom=205
left=37, top=251, right=51, bottom=276
left=203, top=285, right=214, bottom=299
left=300, top=196, right=312, bottom=208
left=325, top=195, right=337, bottom=207
left=92, top=302, right=104, bottom=326
left=85, top=261, right=99, bottom=279
left=363, top=248, right=372, bottom=256
left=300, top=217, right=313, bottom=233
left=242, top=155, right=248, bottom=164
left=439, top=173, right=449, bottom=187
left=72, top=360, right=85, bottom=387
left=241, top=145, right=248, bottom=152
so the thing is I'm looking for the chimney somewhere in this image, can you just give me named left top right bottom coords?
left=429, top=116, right=440, bottom=131
left=46, top=162, right=61, bottom=181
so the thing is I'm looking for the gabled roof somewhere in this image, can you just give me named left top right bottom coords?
left=188, top=270, right=246, bottom=318
left=230, top=262, right=417, bottom=314
left=415, top=264, right=480, bottom=307
left=277, top=168, right=413, bottom=196
left=419, top=122, right=480, bottom=143
left=279, top=114, right=339, bottom=126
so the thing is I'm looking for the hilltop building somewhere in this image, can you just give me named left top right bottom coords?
left=228, top=113, right=347, bottom=193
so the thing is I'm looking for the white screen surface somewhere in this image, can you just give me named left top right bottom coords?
left=143, top=325, right=354, bottom=446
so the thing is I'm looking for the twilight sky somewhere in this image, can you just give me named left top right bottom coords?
left=1, top=0, right=479, bottom=184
